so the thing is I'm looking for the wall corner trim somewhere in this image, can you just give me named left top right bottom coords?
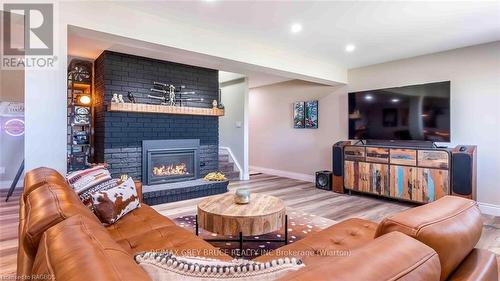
left=477, top=202, right=500, bottom=216
left=249, top=166, right=315, bottom=183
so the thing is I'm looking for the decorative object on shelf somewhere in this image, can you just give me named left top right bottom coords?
left=118, top=94, right=125, bottom=103
left=76, top=94, right=91, bottom=106
left=305, top=100, right=318, bottom=129
left=127, top=92, right=136, bottom=103
left=73, top=106, right=90, bottom=125
left=212, top=99, right=218, bottom=108
left=293, top=101, right=305, bottom=128
left=217, top=89, right=225, bottom=109
left=111, top=93, right=119, bottom=103
left=148, top=81, right=202, bottom=106
left=73, top=131, right=89, bottom=145
left=203, top=171, right=226, bottom=181
left=234, top=187, right=250, bottom=204
left=68, top=60, right=92, bottom=83
left=294, top=100, right=319, bottom=129
left=120, top=174, right=129, bottom=181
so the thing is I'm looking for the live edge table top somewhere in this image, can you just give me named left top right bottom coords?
left=197, top=193, right=286, bottom=236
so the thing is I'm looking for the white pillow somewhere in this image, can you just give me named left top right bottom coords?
left=135, top=251, right=304, bottom=281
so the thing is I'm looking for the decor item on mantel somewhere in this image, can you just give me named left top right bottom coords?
left=217, top=89, right=225, bottom=109
left=108, top=102, right=224, bottom=116
left=111, top=93, right=119, bottom=103
left=127, top=92, right=136, bottom=103
left=148, top=81, right=202, bottom=106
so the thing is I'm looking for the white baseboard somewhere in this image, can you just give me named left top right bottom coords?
left=478, top=202, right=500, bottom=216
left=249, top=166, right=315, bottom=182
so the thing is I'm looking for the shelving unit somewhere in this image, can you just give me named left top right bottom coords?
left=67, top=60, right=93, bottom=172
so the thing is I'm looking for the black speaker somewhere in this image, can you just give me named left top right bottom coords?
left=332, top=146, right=343, bottom=176
left=316, top=171, right=332, bottom=190
left=332, top=141, right=350, bottom=193
left=451, top=145, right=477, bottom=200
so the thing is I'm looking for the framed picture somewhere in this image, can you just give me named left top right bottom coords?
left=293, top=102, right=305, bottom=128
left=305, top=100, right=318, bottom=128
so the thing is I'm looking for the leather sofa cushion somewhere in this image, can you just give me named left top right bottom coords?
left=23, top=167, right=67, bottom=200
left=24, top=182, right=99, bottom=254
left=255, top=218, right=377, bottom=263
left=447, top=248, right=499, bottom=281
left=107, top=205, right=232, bottom=261
left=375, top=196, right=483, bottom=281
left=31, top=215, right=151, bottom=281
left=279, top=231, right=441, bottom=281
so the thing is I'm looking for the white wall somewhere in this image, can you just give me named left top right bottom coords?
left=249, top=42, right=500, bottom=213
left=249, top=80, right=347, bottom=182
left=219, top=77, right=249, bottom=180
left=348, top=41, right=500, bottom=209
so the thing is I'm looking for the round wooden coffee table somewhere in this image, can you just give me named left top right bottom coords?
left=196, top=193, right=287, bottom=254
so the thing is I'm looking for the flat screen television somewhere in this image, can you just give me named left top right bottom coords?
left=348, top=81, right=450, bottom=142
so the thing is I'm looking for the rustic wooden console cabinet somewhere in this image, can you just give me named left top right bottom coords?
left=342, top=144, right=453, bottom=203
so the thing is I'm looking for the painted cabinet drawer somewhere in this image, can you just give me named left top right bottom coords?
left=366, top=147, right=390, bottom=163
left=418, top=150, right=449, bottom=169
left=344, top=146, right=366, bottom=161
left=390, top=149, right=417, bottom=166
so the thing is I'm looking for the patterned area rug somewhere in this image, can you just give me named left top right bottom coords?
left=172, top=208, right=337, bottom=259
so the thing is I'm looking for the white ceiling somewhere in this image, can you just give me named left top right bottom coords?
left=68, top=27, right=292, bottom=88
left=121, top=1, right=500, bottom=69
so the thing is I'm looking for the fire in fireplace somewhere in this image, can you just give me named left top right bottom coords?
left=153, top=163, right=189, bottom=177
left=142, top=139, right=200, bottom=185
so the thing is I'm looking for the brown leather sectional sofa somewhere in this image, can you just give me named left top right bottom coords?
left=17, top=167, right=498, bottom=280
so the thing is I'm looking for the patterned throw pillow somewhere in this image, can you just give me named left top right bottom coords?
left=92, top=177, right=140, bottom=225
left=134, top=251, right=304, bottom=281
left=78, top=178, right=121, bottom=208
left=66, top=165, right=112, bottom=194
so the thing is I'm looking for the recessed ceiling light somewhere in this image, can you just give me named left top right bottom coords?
left=291, top=23, right=303, bottom=33
left=345, top=44, right=356, bottom=52
left=391, top=98, right=400, bottom=103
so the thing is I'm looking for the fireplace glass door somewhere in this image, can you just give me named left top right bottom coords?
left=148, top=150, right=196, bottom=184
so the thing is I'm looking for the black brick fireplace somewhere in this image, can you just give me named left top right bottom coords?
left=142, top=139, right=200, bottom=185
left=94, top=51, right=219, bottom=182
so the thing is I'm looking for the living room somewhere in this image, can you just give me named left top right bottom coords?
left=1, top=1, right=499, bottom=280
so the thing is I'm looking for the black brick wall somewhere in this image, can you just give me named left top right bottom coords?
left=94, top=51, right=219, bottom=181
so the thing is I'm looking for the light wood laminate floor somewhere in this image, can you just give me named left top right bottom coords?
left=0, top=173, right=498, bottom=277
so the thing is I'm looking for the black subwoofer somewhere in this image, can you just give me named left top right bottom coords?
left=315, top=171, right=332, bottom=190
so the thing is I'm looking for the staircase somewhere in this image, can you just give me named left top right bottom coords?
left=218, top=150, right=240, bottom=180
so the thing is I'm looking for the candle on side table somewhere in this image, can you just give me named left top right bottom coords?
left=234, top=188, right=250, bottom=204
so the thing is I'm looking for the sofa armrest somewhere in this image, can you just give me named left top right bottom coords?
left=134, top=180, right=143, bottom=203
left=31, top=215, right=151, bottom=281
left=447, top=248, right=498, bottom=281
left=279, top=231, right=441, bottom=281
left=375, top=196, right=482, bottom=281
